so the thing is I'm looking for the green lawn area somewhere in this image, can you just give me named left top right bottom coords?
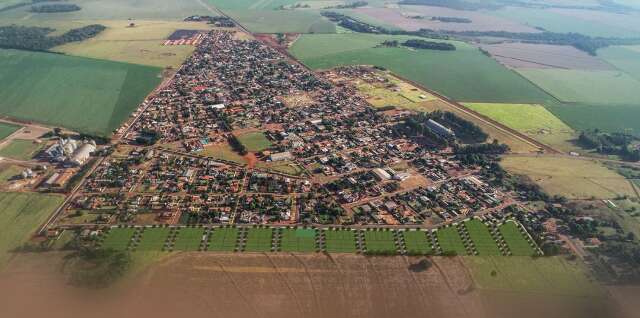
left=0, top=139, right=45, bottom=160
left=402, top=230, right=432, bottom=255
left=464, top=219, right=503, bottom=256
left=464, top=256, right=602, bottom=296
left=201, top=143, right=247, bottom=164
left=436, top=226, right=467, bottom=255
left=0, top=49, right=161, bottom=136
left=323, top=229, right=357, bottom=253
left=499, top=222, right=537, bottom=256
left=363, top=229, right=397, bottom=254
left=290, top=33, right=554, bottom=103
left=0, top=192, right=64, bottom=268
left=256, top=161, right=305, bottom=176
left=135, top=228, right=171, bottom=251
left=208, top=227, right=239, bottom=251
left=172, top=227, right=206, bottom=251
left=244, top=227, right=273, bottom=252
left=279, top=228, right=317, bottom=252
left=0, top=165, right=22, bottom=185
left=0, top=122, right=20, bottom=141
left=101, top=227, right=137, bottom=251
left=223, top=9, right=336, bottom=34
left=236, top=132, right=272, bottom=152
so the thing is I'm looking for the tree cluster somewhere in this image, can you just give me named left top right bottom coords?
left=228, top=135, right=247, bottom=155
left=30, top=3, right=80, bottom=12
left=66, top=248, right=131, bottom=289
left=430, top=16, right=472, bottom=23
left=578, top=130, right=640, bottom=161
left=327, top=1, right=368, bottom=9
left=0, top=24, right=105, bottom=51
left=402, top=39, right=456, bottom=51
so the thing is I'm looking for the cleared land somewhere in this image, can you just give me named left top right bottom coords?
left=172, top=227, right=206, bottom=251
left=480, top=43, right=613, bottom=70
left=402, top=230, right=432, bottom=254
left=279, top=228, right=317, bottom=252
left=290, top=33, right=554, bottom=103
left=436, top=226, right=467, bottom=255
left=499, top=222, right=536, bottom=256
left=464, top=219, right=502, bottom=256
left=224, top=9, right=335, bottom=34
left=0, top=139, right=45, bottom=160
left=463, top=103, right=578, bottom=152
left=363, top=229, right=397, bottom=253
left=236, top=131, right=272, bottom=152
left=501, top=156, right=637, bottom=199
left=0, top=122, right=20, bottom=141
left=0, top=192, right=64, bottom=268
left=208, top=227, right=239, bottom=251
left=0, top=49, right=162, bottom=136
left=244, top=227, right=273, bottom=252
left=517, top=69, right=640, bottom=105
left=323, top=228, right=357, bottom=253
left=54, top=20, right=213, bottom=68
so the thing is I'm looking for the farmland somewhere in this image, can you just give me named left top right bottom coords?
left=279, top=228, right=317, bottom=252
left=402, top=230, right=432, bottom=255
left=0, top=165, right=21, bottom=185
left=0, top=192, right=64, bottom=268
left=436, top=226, right=467, bottom=255
left=499, top=222, right=537, bottom=256
left=362, top=229, right=397, bottom=254
left=135, top=227, right=171, bottom=251
left=100, top=227, right=136, bottom=251
left=598, top=45, right=640, bottom=82
left=290, top=33, right=554, bottom=103
left=463, top=219, right=502, bottom=256
left=208, top=227, right=239, bottom=251
left=501, top=156, right=637, bottom=200
left=0, top=122, right=20, bottom=141
left=479, top=43, right=613, bottom=70
left=244, top=227, right=273, bottom=252
left=323, top=228, right=357, bottom=253
left=546, top=103, right=640, bottom=137
left=0, top=49, right=162, bottom=136
left=224, top=9, right=335, bottom=34
left=0, top=139, right=45, bottom=161
left=171, top=227, right=206, bottom=251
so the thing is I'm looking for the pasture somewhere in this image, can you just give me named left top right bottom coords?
left=0, top=139, right=45, bottom=160
left=207, top=227, right=239, bottom=251
left=171, top=227, right=206, bottom=251
left=236, top=131, right=272, bottom=152
left=290, top=33, right=554, bottom=103
left=546, top=103, right=640, bottom=137
left=0, top=165, right=21, bottom=185
left=362, top=229, right=397, bottom=254
left=224, top=9, right=335, bottom=34
left=100, top=227, right=137, bottom=251
left=499, top=221, right=536, bottom=256
left=244, top=227, right=273, bottom=252
left=501, top=156, right=637, bottom=200
left=0, top=192, right=64, bottom=268
left=279, top=228, right=317, bottom=252
left=464, top=219, right=502, bottom=256
left=0, top=49, right=162, bottom=136
left=0, top=122, right=20, bottom=141
left=402, top=230, right=432, bottom=255
left=323, top=228, right=357, bottom=253
left=435, top=226, right=467, bottom=255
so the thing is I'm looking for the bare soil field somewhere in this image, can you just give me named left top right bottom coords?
left=479, top=43, right=614, bottom=70
left=354, top=6, right=538, bottom=33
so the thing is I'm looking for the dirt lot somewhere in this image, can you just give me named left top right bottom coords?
left=478, top=43, right=614, bottom=70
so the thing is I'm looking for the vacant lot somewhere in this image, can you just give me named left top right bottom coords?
left=280, top=228, right=317, bottom=252
left=464, top=219, right=502, bottom=256
left=480, top=43, right=613, bottom=70
left=436, top=226, right=467, bottom=255
left=290, top=33, right=554, bottom=103
left=0, top=49, right=161, bottom=136
left=236, top=131, right=272, bottom=152
left=363, top=229, right=397, bottom=253
left=501, top=156, right=637, bottom=199
left=136, top=228, right=171, bottom=251
left=323, top=228, right=357, bottom=253
left=244, top=227, right=273, bottom=252
left=0, top=192, right=64, bottom=268
left=402, top=230, right=432, bottom=254
left=100, top=227, right=136, bottom=251
left=0, top=139, right=45, bottom=160
left=171, top=227, right=206, bottom=251
left=0, top=122, right=20, bottom=141
left=207, top=227, right=239, bottom=251
left=499, top=222, right=536, bottom=256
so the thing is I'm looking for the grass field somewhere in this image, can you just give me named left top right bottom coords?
left=236, top=132, right=272, bottom=152
left=465, top=256, right=601, bottom=296
left=280, top=228, right=317, bottom=252
left=54, top=20, right=212, bottom=68
left=200, top=143, right=247, bottom=164
left=0, top=165, right=22, bottom=185
left=224, top=9, right=335, bottom=34
left=464, top=219, right=502, bottom=256
left=172, top=227, right=205, bottom=251
left=402, top=230, right=432, bottom=255
left=136, top=228, right=171, bottom=251
left=501, top=156, right=637, bottom=199
left=464, top=103, right=578, bottom=152
left=517, top=69, right=640, bottom=105
left=290, top=33, right=554, bottom=103
left=0, top=49, right=161, bottom=136
left=0, top=139, right=45, bottom=160
left=323, top=229, right=357, bottom=253
left=208, top=227, right=239, bottom=251
left=546, top=103, right=640, bottom=137
left=436, top=226, right=467, bottom=255
left=101, top=227, right=137, bottom=251
left=0, top=122, right=20, bottom=141
left=0, top=192, right=64, bottom=268
left=256, top=161, right=305, bottom=176
left=363, top=229, right=397, bottom=254
left=499, top=221, right=536, bottom=256
left=598, top=45, right=640, bottom=82
left=244, top=227, right=273, bottom=252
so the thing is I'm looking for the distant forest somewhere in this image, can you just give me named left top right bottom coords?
left=0, top=24, right=105, bottom=51
left=30, top=3, right=81, bottom=13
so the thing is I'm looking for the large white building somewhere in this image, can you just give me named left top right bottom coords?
left=45, top=138, right=96, bottom=166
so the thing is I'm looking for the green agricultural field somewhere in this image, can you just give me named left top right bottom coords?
left=0, top=122, right=20, bottom=141
left=208, top=0, right=298, bottom=10
left=363, top=229, right=397, bottom=254
left=290, top=33, right=554, bottom=103
left=0, top=49, right=161, bottom=136
left=135, top=228, right=171, bottom=251
left=499, top=222, right=536, bottom=256
left=244, top=227, right=273, bottom=252
left=464, top=219, right=502, bottom=256
left=546, top=103, right=640, bottom=137
left=0, top=165, right=22, bottom=185
left=172, top=227, right=206, bottom=251
left=0, top=140, right=45, bottom=160
left=402, top=230, right=432, bottom=255
left=208, top=227, right=239, bottom=251
left=436, top=226, right=467, bottom=255
left=224, top=9, right=335, bottom=33
left=465, top=256, right=601, bottom=296
left=464, top=103, right=579, bottom=152
left=0, top=192, right=64, bottom=268
left=518, top=68, right=640, bottom=105
left=279, top=228, right=317, bottom=252
left=598, top=45, right=640, bottom=82
left=236, top=132, right=272, bottom=152
left=323, top=229, right=357, bottom=253
left=101, top=227, right=137, bottom=251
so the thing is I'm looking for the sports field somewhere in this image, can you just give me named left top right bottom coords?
left=0, top=139, right=45, bottom=160
left=101, top=227, right=137, bottom=251
left=290, top=33, right=554, bottom=103
left=172, top=227, right=206, bottom=251
left=323, top=228, right=357, bottom=253
left=244, top=227, right=273, bottom=252
left=0, top=122, right=20, bottom=141
left=136, top=228, right=171, bottom=251
left=464, top=219, right=502, bottom=256
left=0, top=192, right=64, bottom=268
left=225, top=9, right=335, bottom=34
left=0, top=49, right=162, bottom=136
left=208, top=227, right=239, bottom=251
left=236, top=132, right=272, bottom=152
left=501, top=156, right=637, bottom=199
left=499, top=221, right=536, bottom=256
left=402, top=230, right=432, bottom=255
left=436, top=226, right=467, bottom=255
left=279, top=228, right=317, bottom=252
left=363, top=229, right=397, bottom=254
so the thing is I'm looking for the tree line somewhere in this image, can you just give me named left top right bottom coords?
left=0, top=24, right=106, bottom=51
left=578, top=130, right=640, bottom=161
left=30, top=3, right=80, bottom=13
left=402, top=39, right=456, bottom=50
